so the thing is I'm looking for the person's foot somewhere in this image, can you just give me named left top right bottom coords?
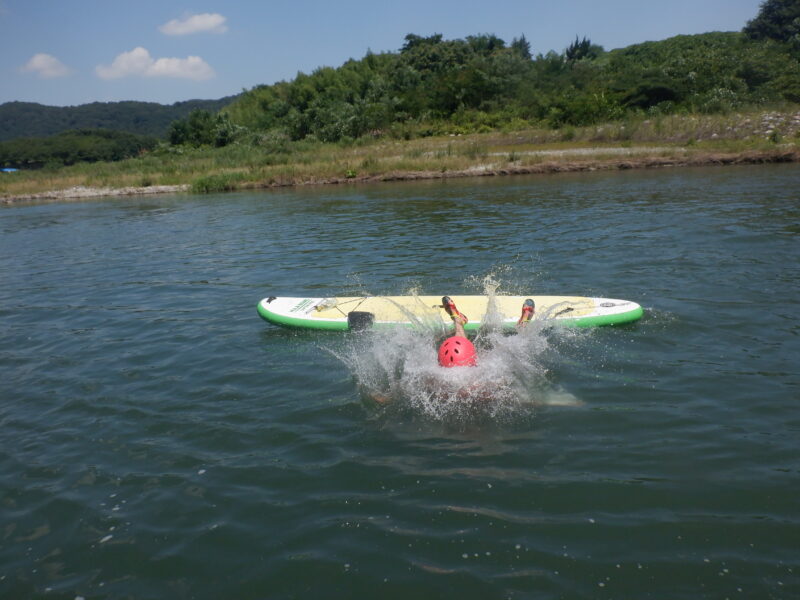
left=441, top=296, right=468, bottom=324
left=518, top=298, right=535, bottom=325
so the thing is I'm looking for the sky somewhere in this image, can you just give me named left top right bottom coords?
left=1, top=0, right=766, bottom=107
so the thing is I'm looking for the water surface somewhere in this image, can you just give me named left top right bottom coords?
left=1, top=164, right=798, bottom=599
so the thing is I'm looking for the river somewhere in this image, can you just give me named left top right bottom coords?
left=1, top=164, right=798, bottom=599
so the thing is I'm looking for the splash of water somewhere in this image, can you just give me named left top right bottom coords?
left=330, top=277, right=583, bottom=425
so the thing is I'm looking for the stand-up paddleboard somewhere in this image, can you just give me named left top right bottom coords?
left=257, top=295, right=643, bottom=331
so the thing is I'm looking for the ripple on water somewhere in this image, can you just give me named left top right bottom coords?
left=1, top=166, right=799, bottom=598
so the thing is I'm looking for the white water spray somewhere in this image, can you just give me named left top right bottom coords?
left=330, top=276, right=583, bottom=424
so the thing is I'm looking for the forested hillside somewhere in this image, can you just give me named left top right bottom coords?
left=0, top=129, right=158, bottom=169
left=222, top=29, right=799, bottom=143
left=0, top=97, right=236, bottom=141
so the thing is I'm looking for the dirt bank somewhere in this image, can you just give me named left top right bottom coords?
left=264, top=148, right=800, bottom=187
left=1, top=184, right=189, bottom=205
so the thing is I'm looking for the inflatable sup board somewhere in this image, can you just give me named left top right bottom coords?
left=257, top=295, right=642, bottom=331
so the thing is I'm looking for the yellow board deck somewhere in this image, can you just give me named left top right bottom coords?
left=257, top=295, right=643, bottom=330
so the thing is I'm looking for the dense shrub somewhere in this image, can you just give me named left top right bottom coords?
left=168, top=110, right=246, bottom=148
left=191, top=172, right=249, bottom=193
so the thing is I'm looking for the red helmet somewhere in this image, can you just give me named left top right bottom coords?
left=438, top=336, right=478, bottom=367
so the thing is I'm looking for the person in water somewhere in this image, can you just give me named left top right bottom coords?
left=366, top=296, right=535, bottom=405
left=437, top=296, right=535, bottom=368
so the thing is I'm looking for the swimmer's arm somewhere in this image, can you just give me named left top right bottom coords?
left=369, top=392, right=392, bottom=405
left=456, top=382, right=495, bottom=403
left=360, top=385, right=392, bottom=405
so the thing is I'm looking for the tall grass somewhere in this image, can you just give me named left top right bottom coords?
left=192, top=172, right=250, bottom=194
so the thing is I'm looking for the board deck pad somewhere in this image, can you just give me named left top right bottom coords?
left=257, top=295, right=643, bottom=331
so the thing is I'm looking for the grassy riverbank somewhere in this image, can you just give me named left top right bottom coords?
left=2, top=109, right=799, bottom=203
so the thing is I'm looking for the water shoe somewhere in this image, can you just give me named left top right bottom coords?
left=441, top=296, right=468, bottom=324
left=518, top=298, right=535, bottom=325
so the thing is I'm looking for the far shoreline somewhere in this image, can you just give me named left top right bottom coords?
left=3, top=146, right=798, bottom=205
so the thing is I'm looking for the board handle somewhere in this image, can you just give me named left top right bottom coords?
left=347, top=311, right=374, bottom=331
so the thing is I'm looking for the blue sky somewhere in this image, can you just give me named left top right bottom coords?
left=1, top=0, right=765, bottom=107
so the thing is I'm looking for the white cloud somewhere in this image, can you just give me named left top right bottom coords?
left=21, top=53, right=72, bottom=78
left=159, top=13, right=228, bottom=36
left=96, top=47, right=215, bottom=81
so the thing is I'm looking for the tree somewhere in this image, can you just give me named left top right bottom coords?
left=168, top=109, right=216, bottom=146
left=466, top=34, right=506, bottom=55
left=565, top=36, right=604, bottom=62
left=744, top=0, right=800, bottom=46
left=401, top=33, right=444, bottom=54
left=511, top=35, right=532, bottom=60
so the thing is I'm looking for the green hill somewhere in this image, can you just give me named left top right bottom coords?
left=222, top=30, right=799, bottom=143
left=0, top=97, right=237, bottom=141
